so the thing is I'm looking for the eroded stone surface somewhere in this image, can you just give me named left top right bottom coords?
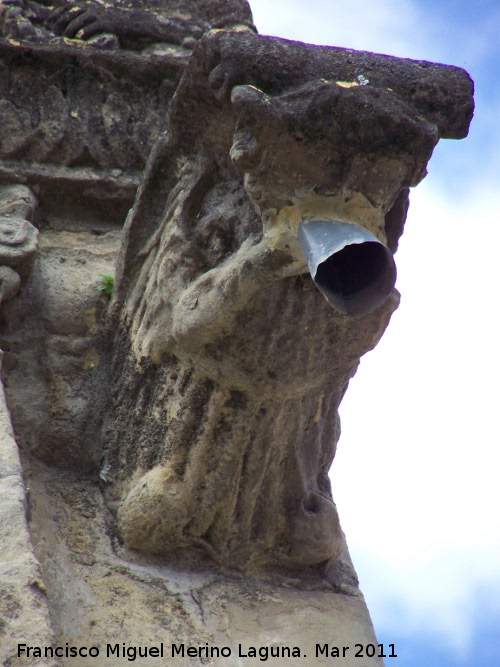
left=24, top=461, right=381, bottom=667
left=0, top=375, right=58, bottom=667
left=2, top=228, right=120, bottom=469
left=0, top=185, right=39, bottom=339
left=0, top=0, right=474, bottom=662
left=0, top=0, right=254, bottom=51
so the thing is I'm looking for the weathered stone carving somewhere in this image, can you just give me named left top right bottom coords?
left=0, top=184, right=38, bottom=308
left=0, top=0, right=254, bottom=51
left=0, top=42, right=179, bottom=169
left=0, top=3, right=475, bottom=662
left=0, top=1, right=474, bottom=574
left=0, top=1, right=254, bottom=231
left=100, top=30, right=473, bottom=571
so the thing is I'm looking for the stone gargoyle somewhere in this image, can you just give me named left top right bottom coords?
left=100, top=30, right=473, bottom=572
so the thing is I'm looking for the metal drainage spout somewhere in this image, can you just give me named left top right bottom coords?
left=298, top=219, right=397, bottom=317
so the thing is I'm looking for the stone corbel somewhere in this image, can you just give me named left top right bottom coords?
left=107, top=30, right=473, bottom=572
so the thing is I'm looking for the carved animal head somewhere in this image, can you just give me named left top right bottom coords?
left=229, top=79, right=439, bottom=214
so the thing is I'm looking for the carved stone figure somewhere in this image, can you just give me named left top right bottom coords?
left=100, top=30, right=473, bottom=571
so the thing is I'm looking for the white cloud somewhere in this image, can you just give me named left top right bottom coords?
left=250, top=0, right=440, bottom=60
left=351, top=549, right=500, bottom=659
left=332, top=180, right=500, bottom=655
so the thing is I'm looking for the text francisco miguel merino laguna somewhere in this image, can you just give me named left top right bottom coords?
left=18, top=641, right=397, bottom=661
left=18, top=644, right=302, bottom=661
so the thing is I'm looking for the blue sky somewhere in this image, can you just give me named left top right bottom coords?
left=249, top=2, right=500, bottom=665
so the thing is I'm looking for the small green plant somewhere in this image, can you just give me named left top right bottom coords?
left=97, top=274, right=114, bottom=297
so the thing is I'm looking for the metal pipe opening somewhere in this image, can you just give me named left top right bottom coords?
left=298, top=219, right=397, bottom=317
